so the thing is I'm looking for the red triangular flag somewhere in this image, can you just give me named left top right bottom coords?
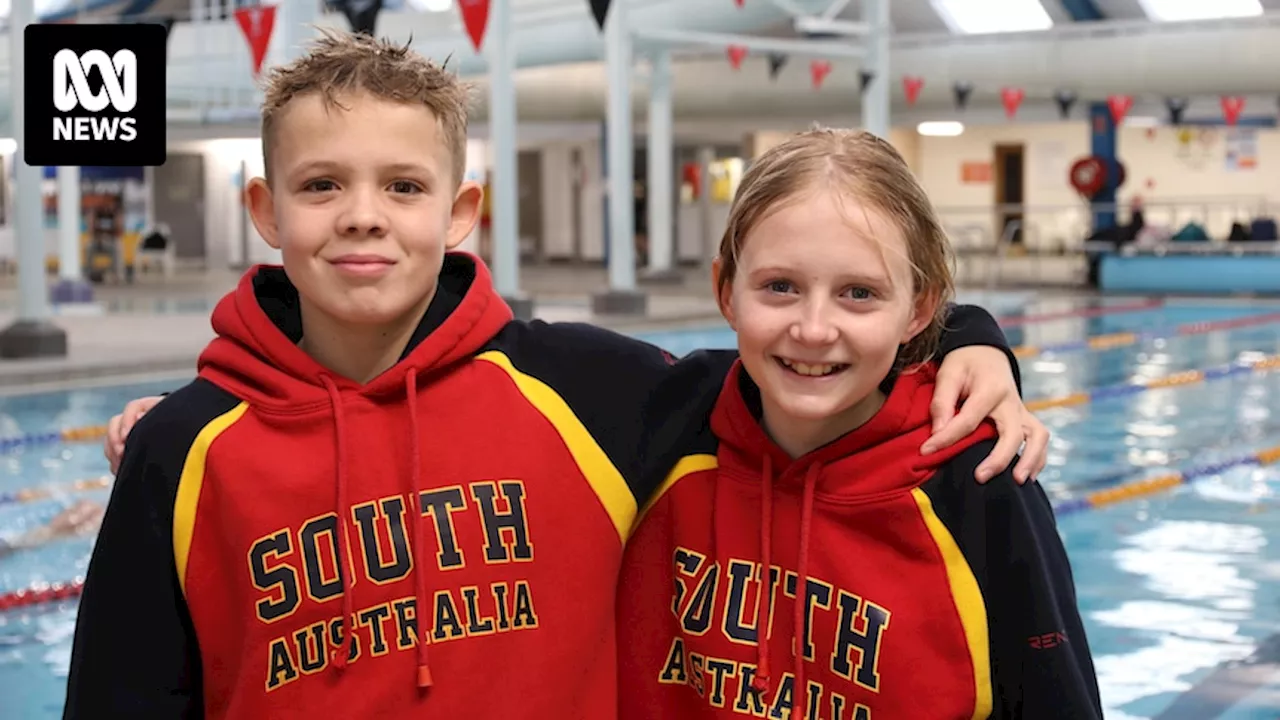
left=234, top=5, right=276, bottom=77
left=810, top=60, right=832, bottom=89
left=726, top=45, right=747, bottom=70
left=903, top=76, right=924, bottom=105
left=458, top=0, right=490, bottom=52
left=1000, top=87, right=1025, bottom=119
left=1221, top=96, right=1246, bottom=126
left=734, top=0, right=744, bottom=6
left=1107, top=94, right=1134, bottom=125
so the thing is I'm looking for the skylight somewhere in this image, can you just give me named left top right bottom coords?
left=1136, top=0, right=1263, bottom=22
left=930, top=0, right=1054, bottom=34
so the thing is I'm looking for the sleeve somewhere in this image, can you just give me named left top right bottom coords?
left=63, top=401, right=204, bottom=718
left=491, top=321, right=735, bottom=510
left=922, top=442, right=1103, bottom=720
left=938, top=303, right=1022, bottom=394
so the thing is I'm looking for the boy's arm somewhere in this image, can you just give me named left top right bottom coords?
left=939, top=303, right=1021, bottom=392
left=64, top=402, right=203, bottom=718
left=922, top=442, right=1103, bottom=720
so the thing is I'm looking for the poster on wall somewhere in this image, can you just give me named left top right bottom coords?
left=1224, top=128, right=1258, bottom=171
left=960, top=161, right=991, bottom=184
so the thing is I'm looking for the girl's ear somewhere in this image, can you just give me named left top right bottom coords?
left=711, top=258, right=736, bottom=329
left=902, top=289, right=941, bottom=344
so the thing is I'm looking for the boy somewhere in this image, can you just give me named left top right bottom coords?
left=67, top=31, right=1043, bottom=719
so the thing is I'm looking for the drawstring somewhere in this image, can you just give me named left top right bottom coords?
left=320, top=371, right=433, bottom=691
left=791, top=463, right=820, bottom=720
left=751, top=455, right=774, bottom=694
left=319, top=375, right=358, bottom=674
left=404, top=369, right=433, bottom=689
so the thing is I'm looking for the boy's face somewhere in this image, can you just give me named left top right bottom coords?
left=246, top=92, right=482, bottom=331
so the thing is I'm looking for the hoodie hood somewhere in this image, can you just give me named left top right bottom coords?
left=708, top=360, right=996, bottom=717
left=197, top=251, right=512, bottom=692
left=199, top=252, right=512, bottom=406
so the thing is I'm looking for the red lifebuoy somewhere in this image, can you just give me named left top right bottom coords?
left=1070, top=156, right=1107, bottom=199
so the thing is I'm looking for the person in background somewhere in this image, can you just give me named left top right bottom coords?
left=619, top=128, right=1101, bottom=720
left=0, top=500, right=104, bottom=560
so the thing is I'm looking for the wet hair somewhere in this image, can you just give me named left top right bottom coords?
left=258, top=29, right=471, bottom=187
left=715, top=126, right=955, bottom=368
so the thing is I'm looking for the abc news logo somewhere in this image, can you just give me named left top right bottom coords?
left=24, top=23, right=166, bottom=167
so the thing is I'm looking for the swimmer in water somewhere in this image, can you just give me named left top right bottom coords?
left=0, top=500, right=104, bottom=559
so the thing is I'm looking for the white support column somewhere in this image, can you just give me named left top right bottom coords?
left=696, top=145, right=716, bottom=268
left=642, top=50, right=679, bottom=284
left=592, top=0, right=647, bottom=315
left=861, top=0, right=890, bottom=138
left=487, top=0, right=531, bottom=318
left=0, top=0, right=66, bottom=357
left=52, top=166, right=93, bottom=304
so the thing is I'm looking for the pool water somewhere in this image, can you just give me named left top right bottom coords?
left=2, top=297, right=1280, bottom=718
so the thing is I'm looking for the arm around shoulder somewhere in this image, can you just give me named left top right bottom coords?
left=64, top=393, right=207, bottom=719
left=923, top=442, right=1103, bottom=719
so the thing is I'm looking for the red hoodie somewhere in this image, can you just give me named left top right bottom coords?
left=63, top=254, right=710, bottom=719
left=618, top=361, right=1102, bottom=719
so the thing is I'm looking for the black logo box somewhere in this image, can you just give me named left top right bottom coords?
left=23, top=23, right=167, bottom=167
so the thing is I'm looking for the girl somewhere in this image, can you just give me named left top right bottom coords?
left=619, top=128, right=1101, bottom=719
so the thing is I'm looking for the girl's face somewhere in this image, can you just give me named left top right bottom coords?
left=718, top=186, right=935, bottom=457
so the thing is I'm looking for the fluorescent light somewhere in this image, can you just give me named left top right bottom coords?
left=0, top=138, right=14, bottom=154
left=930, top=0, right=1054, bottom=34
left=1137, top=0, right=1261, bottom=22
left=917, top=121, right=965, bottom=137
left=406, top=0, right=453, bottom=11
left=1126, top=116, right=1161, bottom=128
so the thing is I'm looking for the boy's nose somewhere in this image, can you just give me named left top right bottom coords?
left=338, top=190, right=388, bottom=237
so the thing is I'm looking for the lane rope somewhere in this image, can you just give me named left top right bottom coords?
left=0, top=476, right=111, bottom=506
left=996, top=298, right=1164, bottom=327
left=1026, top=353, right=1280, bottom=412
left=0, top=425, right=108, bottom=455
left=0, top=579, right=84, bottom=611
left=1054, top=444, right=1280, bottom=517
left=1014, top=311, right=1280, bottom=359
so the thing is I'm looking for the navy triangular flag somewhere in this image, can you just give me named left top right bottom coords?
left=338, top=0, right=382, bottom=35
left=953, top=81, right=973, bottom=111
left=1054, top=89, right=1078, bottom=119
left=767, top=52, right=788, bottom=80
left=858, top=69, right=874, bottom=94
left=588, top=0, right=611, bottom=31
left=1165, top=97, right=1188, bottom=125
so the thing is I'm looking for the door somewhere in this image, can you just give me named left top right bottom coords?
left=152, top=152, right=207, bottom=261
left=993, top=144, right=1025, bottom=246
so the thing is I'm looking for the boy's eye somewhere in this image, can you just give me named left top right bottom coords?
left=304, top=179, right=337, bottom=193
left=846, top=287, right=875, bottom=300
left=390, top=180, right=422, bottom=194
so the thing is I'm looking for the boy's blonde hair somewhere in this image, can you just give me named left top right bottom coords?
left=716, top=127, right=955, bottom=369
left=259, top=30, right=471, bottom=187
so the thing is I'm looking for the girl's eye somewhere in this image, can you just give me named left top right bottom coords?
left=305, top=179, right=337, bottom=192
left=766, top=280, right=794, bottom=294
left=390, top=180, right=422, bottom=194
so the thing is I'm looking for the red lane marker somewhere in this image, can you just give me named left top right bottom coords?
left=998, top=298, right=1165, bottom=327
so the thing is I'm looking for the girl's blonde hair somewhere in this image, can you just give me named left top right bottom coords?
left=716, top=127, right=955, bottom=368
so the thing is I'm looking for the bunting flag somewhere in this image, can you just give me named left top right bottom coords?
left=726, top=44, right=747, bottom=70
left=1221, top=96, right=1246, bottom=126
left=902, top=76, right=924, bottom=105
left=1000, top=87, right=1025, bottom=119
left=952, top=81, right=973, bottom=111
left=333, top=0, right=382, bottom=35
left=1054, top=89, right=1078, bottom=119
left=858, top=69, right=875, bottom=94
left=1164, top=97, right=1188, bottom=125
left=458, top=0, right=491, bottom=52
left=733, top=0, right=744, bottom=6
left=234, top=5, right=276, bottom=77
left=588, top=0, right=611, bottom=31
left=1107, top=94, right=1134, bottom=125
left=810, top=60, right=833, bottom=90
left=767, top=52, right=788, bottom=81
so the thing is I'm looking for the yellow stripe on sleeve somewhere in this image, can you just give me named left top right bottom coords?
left=173, top=402, right=249, bottom=596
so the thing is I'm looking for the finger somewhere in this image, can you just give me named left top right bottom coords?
left=1014, top=420, right=1050, bottom=483
left=975, top=409, right=1024, bottom=483
left=927, top=387, right=994, bottom=456
left=105, top=414, right=123, bottom=457
left=922, top=372, right=966, bottom=454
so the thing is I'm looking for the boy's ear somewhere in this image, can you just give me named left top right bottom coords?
left=711, top=257, right=736, bottom=329
left=445, top=180, right=484, bottom=250
left=245, top=178, right=279, bottom=250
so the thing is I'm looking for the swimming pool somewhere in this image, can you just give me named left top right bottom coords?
left=2, top=296, right=1279, bottom=718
